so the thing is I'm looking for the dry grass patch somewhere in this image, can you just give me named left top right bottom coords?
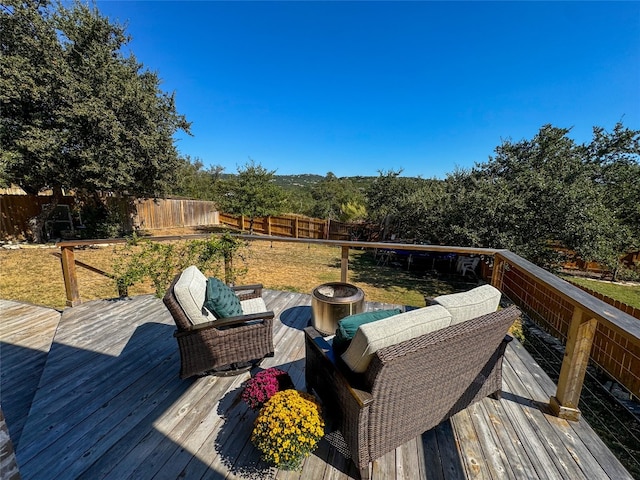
left=1, top=238, right=455, bottom=310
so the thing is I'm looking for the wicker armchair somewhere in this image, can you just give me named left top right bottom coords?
left=164, top=269, right=275, bottom=378
left=304, top=305, right=521, bottom=479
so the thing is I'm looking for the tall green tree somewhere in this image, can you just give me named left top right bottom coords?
left=310, top=172, right=366, bottom=221
left=363, top=123, right=640, bottom=277
left=365, top=170, right=438, bottom=240
left=172, top=156, right=223, bottom=201
left=578, top=123, right=640, bottom=278
left=0, top=0, right=191, bottom=241
left=215, top=160, right=286, bottom=234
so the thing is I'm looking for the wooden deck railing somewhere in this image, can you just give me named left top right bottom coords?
left=55, top=234, right=640, bottom=422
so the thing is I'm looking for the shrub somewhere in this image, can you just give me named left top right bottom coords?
left=111, top=233, right=247, bottom=297
left=251, top=390, right=324, bottom=470
left=241, top=368, right=293, bottom=411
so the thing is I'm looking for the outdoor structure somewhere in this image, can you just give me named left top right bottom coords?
left=1, top=234, right=639, bottom=478
left=54, top=235, right=640, bottom=416
left=0, top=292, right=634, bottom=479
left=0, top=195, right=219, bottom=240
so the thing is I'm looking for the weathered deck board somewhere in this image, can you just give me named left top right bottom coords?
left=1, top=293, right=633, bottom=480
left=0, top=300, right=60, bottom=449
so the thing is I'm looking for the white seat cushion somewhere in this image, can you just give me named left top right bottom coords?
left=241, top=297, right=268, bottom=315
left=432, top=284, right=501, bottom=325
left=173, top=265, right=215, bottom=325
left=341, top=305, right=452, bottom=373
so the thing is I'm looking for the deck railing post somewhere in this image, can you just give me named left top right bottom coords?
left=60, top=245, right=81, bottom=307
left=491, top=254, right=504, bottom=290
left=550, top=307, right=597, bottom=421
left=341, top=245, right=349, bottom=283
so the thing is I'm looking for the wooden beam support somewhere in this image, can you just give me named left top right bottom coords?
left=491, top=254, right=503, bottom=290
left=341, top=246, right=349, bottom=283
left=550, top=307, right=597, bottom=421
left=60, top=246, right=81, bottom=307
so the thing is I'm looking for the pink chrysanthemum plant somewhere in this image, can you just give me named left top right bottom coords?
left=241, top=367, right=294, bottom=411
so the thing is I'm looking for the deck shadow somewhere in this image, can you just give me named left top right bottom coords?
left=279, top=305, right=312, bottom=330
left=12, top=319, right=223, bottom=479
left=501, top=391, right=550, bottom=412
left=0, top=341, right=50, bottom=449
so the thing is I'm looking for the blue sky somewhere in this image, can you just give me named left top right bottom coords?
left=95, top=1, right=640, bottom=179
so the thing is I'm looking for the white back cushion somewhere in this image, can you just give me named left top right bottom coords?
left=432, top=284, right=501, bottom=325
left=341, top=305, right=452, bottom=373
left=173, top=265, right=215, bottom=325
left=240, top=297, right=268, bottom=315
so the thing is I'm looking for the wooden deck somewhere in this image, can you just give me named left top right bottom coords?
left=0, top=293, right=634, bottom=480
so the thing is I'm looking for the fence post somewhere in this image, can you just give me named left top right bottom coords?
left=549, top=307, right=597, bottom=421
left=294, top=217, right=299, bottom=238
left=266, top=216, right=272, bottom=236
left=60, top=246, right=81, bottom=307
left=341, top=246, right=349, bottom=283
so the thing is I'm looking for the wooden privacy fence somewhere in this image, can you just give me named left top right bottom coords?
left=568, top=280, right=640, bottom=321
left=0, top=195, right=219, bottom=239
left=217, top=212, right=376, bottom=241
left=0, top=194, right=76, bottom=239
left=132, top=198, right=218, bottom=231
left=218, top=212, right=327, bottom=238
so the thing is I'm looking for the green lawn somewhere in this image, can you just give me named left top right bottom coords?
left=563, top=276, right=640, bottom=309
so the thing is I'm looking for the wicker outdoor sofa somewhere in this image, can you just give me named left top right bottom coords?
left=163, top=265, right=275, bottom=378
left=304, top=285, right=521, bottom=479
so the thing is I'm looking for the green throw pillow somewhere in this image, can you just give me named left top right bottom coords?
left=204, top=277, right=243, bottom=319
left=333, top=308, right=402, bottom=355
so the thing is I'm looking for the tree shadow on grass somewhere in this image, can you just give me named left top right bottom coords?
left=336, top=249, right=480, bottom=301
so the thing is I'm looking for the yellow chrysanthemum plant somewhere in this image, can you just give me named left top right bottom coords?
left=251, top=389, right=325, bottom=470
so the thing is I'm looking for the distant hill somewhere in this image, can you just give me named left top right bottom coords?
left=219, top=173, right=379, bottom=190
left=272, top=174, right=326, bottom=189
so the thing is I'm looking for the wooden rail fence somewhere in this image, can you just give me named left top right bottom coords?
left=54, top=235, right=640, bottom=422
left=217, top=212, right=376, bottom=241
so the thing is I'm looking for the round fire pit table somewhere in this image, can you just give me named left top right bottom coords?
left=311, top=282, right=365, bottom=336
